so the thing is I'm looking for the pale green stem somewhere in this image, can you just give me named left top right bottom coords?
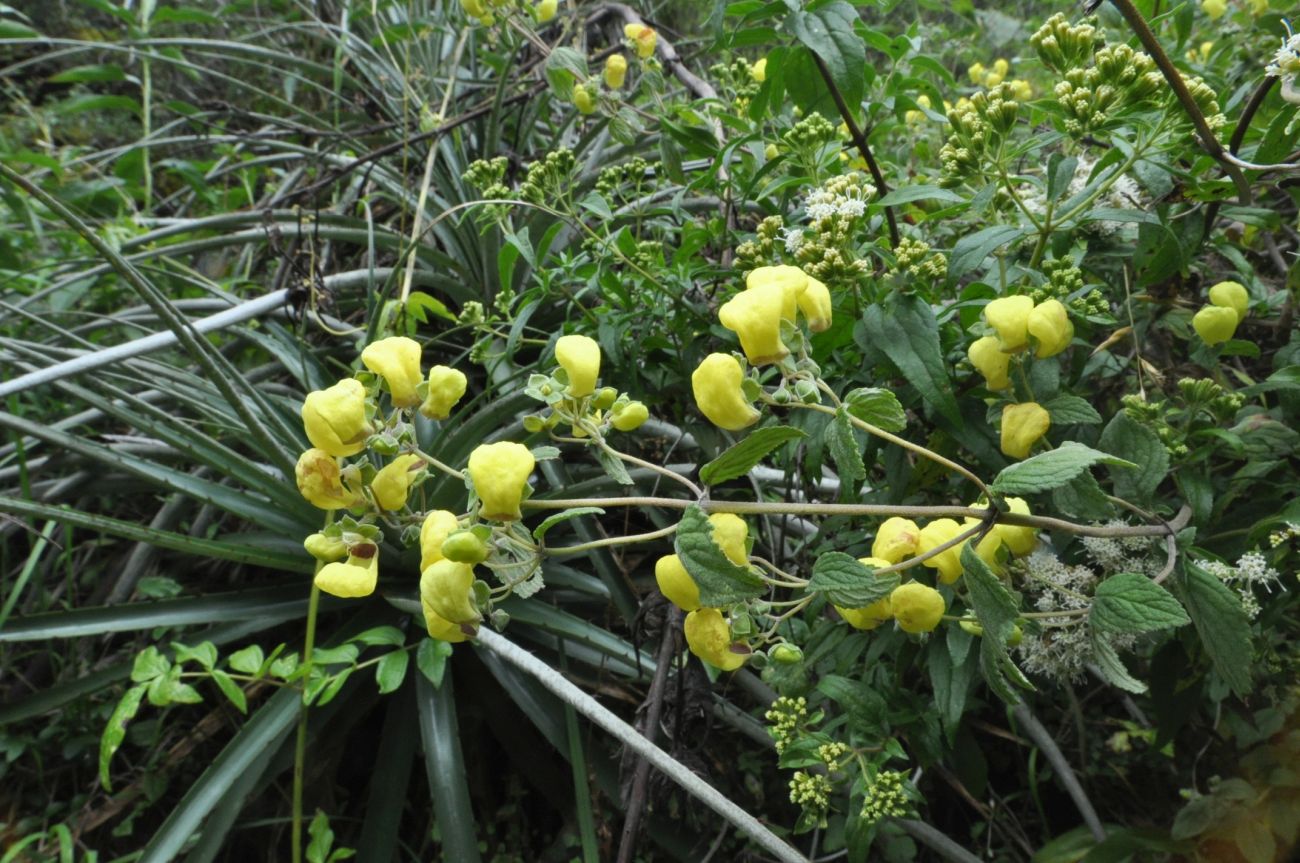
left=546, top=523, right=678, bottom=555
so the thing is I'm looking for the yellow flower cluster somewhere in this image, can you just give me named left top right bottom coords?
left=967, top=58, right=1031, bottom=98
left=657, top=513, right=753, bottom=671
left=528, top=334, right=649, bottom=436
left=1193, top=280, right=1249, bottom=346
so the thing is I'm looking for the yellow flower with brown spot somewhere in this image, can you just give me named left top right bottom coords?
left=296, top=448, right=360, bottom=510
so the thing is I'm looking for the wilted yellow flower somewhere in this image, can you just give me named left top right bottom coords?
left=611, top=400, right=649, bottom=431
left=751, top=57, right=767, bottom=82
left=296, top=448, right=360, bottom=510
left=534, top=0, right=557, bottom=23
left=1208, top=280, right=1249, bottom=323
left=984, top=295, right=1034, bottom=350
left=708, top=513, right=749, bottom=566
left=797, top=276, right=833, bottom=332
left=994, top=497, right=1038, bottom=556
left=691, top=353, right=760, bottom=431
left=604, top=54, right=628, bottom=89
left=1001, top=402, right=1051, bottom=459
left=362, top=336, right=423, bottom=408
left=1201, top=0, right=1226, bottom=19
left=1193, top=305, right=1238, bottom=345
left=890, top=582, right=945, bottom=633
left=918, top=518, right=964, bottom=583
left=302, top=378, right=369, bottom=457
left=872, top=517, right=920, bottom=564
left=315, top=544, right=378, bottom=598
left=1027, top=299, right=1074, bottom=358
left=420, top=365, right=468, bottom=421
left=655, top=554, right=700, bottom=611
left=555, top=334, right=601, bottom=397
left=835, top=556, right=894, bottom=630
left=468, top=441, right=535, bottom=521
left=968, top=336, right=1012, bottom=390
left=746, top=264, right=808, bottom=321
left=684, top=608, right=747, bottom=670
left=420, top=559, right=479, bottom=624
left=624, top=23, right=657, bottom=59
left=719, top=281, right=789, bottom=364
left=420, top=509, right=461, bottom=571
left=572, top=84, right=595, bottom=114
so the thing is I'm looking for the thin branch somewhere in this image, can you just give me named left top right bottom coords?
left=1011, top=702, right=1106, bottom=842
left=894, top=819, right=985, bottom=863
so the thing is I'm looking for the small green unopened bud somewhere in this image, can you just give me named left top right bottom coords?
left=490, top=609, right=511, bottom=630
left=523, top=415, right=547, bottom=433
left=770, top=643, right=804, bottom=664
left=794, top=379, right=821, bottom=404
left=772, top=386, right=792, bottom=405
left=369, top=434, right=400, bottom=456
left=441, top=530, right=489, bottom=564
left=1007, top=624, right=1023, bottom=647
left=960, top=619, right=984, bottom=637
left=593, top=387, right=619, bottom=410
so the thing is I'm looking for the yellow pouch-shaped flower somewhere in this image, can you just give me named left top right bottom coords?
left=684, top=608, right=746, bottom=671
left=994, top=496, right=1038, bottom=556
left=1208, top=280, right=1249, bottom=323
left=1027, top=299, right=1073, bottom=358
left=746, top=264, right=808, bottom=321
left=890, top=581, right=946, bottom=633
left=623, top=23, right=656, bottom=59
left=984, top=295, right=1034, bottom=351
left=460, top=0, right=486, bottom=16
left=572, top=84, right=595, bottom=114
left=420, top=365, right=468, bottom=421
left=420, top=559, right=480, bottom=625
left=555, top=334, right=601, bottom=397
left=468, top=441, right=535, bottom=521
left=655, top=554, right=701, bottom=611
left=315, top=545, right=379, bottom=598
left=719, top=281, right=788, bottom=365
left=302, top=378, right=369, bottom=457
left=968, top=336, right=1011, bottom=390
left=304, top=532, right=347, bottom=562
left=691, top=353, right=760, bottom=431
left=918, top=518, right=964, bottom=584
left=1201, top=0, right=1226, bottom=19
left=1193, top=305, right=1238, bottom=345
left=371, top=453, right=423, bottom=511
left=611, top=401, right=649, bottom=431
left=533, top=0, right=557, bottom=23
left=872, top=517, right=920, bottom=564
left=296, top=448, right=360, bottom=510
left=362, top=336, right=423, bottom=408
left=835, top=556, right=895, bottom=630
left=604, top=54, right=627, bottom=89
left=1000, top=402, right=1051, bottom=459
left=708, top=513, right=749, bottom=566
left=420, top=510, right=461, bottom=571
left=797, top=276, right=833, bottom=333
left=751, top=57, right=767, bottom=82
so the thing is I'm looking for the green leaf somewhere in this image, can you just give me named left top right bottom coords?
left=860, top=295, right=961, bottom=424
left=875, top=185, right=966, bottom=206
left=210, top=669, right=247, bottom=714
left=228, top=645, right=265, bottom=675
left=843, top=388, right=907, bottom=432
left=48, top=64, right=127, bottom=84
left=55, top=93, right=142, bottom=116
left=99, top=684, right=146, bottom=790
left=307, top=811, right=336, bottom=863
left=1089, top=626, right=1147, bottom=694
left=351, top=626, right=406, bottom=647
left=416, top=638, right=454, bottom=689
left=1181, top=563, right=1253, bottom=697
left=961, top=544, right=1033, bottom=705
left=698, top=426, right=807, bottom=486
left=544, top=46, right=588, bottom=95
left=787, top=2, right=865, bottom=112
left=533, top=507, right=606, bottom=542
left=595, top=447, right=634, bottom=486
left=949, top=225, right=1026, bottom=279
left=415, top=671, right=482, bottom=863
left=1043, top=394, right=1103, bottom=425
left=375, top=650, right=410, bottom=695
left=673, top=505, right=765, bottom=606
left=825, top=407, right=866, bottom=483
left=1091, top=574, right=1189, bottom=634
left=172, top=640, right=218, bottom=670
left=131, top=646, right=170, bottom=682
left=990, top=442, right=1137, bottom=495
left=1098, top=411, right=1168, bottom=504
left=806, top=552, right=898, bottom=607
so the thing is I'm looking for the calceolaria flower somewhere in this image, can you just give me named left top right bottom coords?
left=420, top=559, right=480, bottom=624
left=872, top=517, right=920, bottom=563
left=747, top=264, right=808, bottom=322
left=468, top=441, right=536, bottom=521
left=655, top=554, right=701, bottom=611
left=684, top=608, right=747, bottom=670
left=572, top=83, right=595, bottom=114
left=1201, top=0, right=1226, bottom=19
left=836, top=556, right=895, bottom=630
left=604, top=54, right=628, bottom=89
left=1208, top=280, right=1249, bottom=323
left=362, top=336, right=423, bottom=408
left=917, top=519, right=964, bottom=583
left=1027, top=299, right=1073, bottom=358
left=708, top=513, right=749, bottom=565
left=302, top=378, right=370, bottom=457
left=420, top=510, right=461, bottom=571
left=890, top=581, right=946, bottom=633
left=691, top=353, right=760, bottom=431
left=1193, top=305, right=1238, bottom=345
left=610, top=400, right=649, bottom=431
left=296, top=448, right=360, bottom=510
left=420, top=366, right=468, bottom=420
left=555, top=334, right=601, bottom=397
left=994, top=497, right=1039, bottom=556
left=719, top=281, right=789, bottom=364
left=533, top=0, right=557, bottom=23
left=984, top=295, right=1034, bottom=350
left=316, top=543, right=379, bottom=598
left=304, top=532, right=347, bottom=562
left=751, top=57, right=767, bottom=82
left=624, top=23, right=657, bottom=59
left=968, top=336, right=1012, bottom=390
left=797, top=275, right=833, bottom=332
left=422, top=603, right=471, bottom=643
left=1001, top=402, right=1051, bottom=459
left=371, top=453, right=423, bottom=511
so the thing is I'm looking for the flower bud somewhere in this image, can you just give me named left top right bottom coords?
left=604, top=54, right=628, bottom=89
left=746, top=264, right=808, bottom=322
left=361, top=336, right=424, bottom=408
left=420, top=510, right=461, bottom=571
left=572, top=84, right=595, bottom=114
left=523, top=415, right=547, bottom=433
left=371, top=453, right=423, bottom=511
left=468, top=441, right=536, bottom=521
left=420, top=365, right=468, bottom=420
left=296, top=448, right=361, bottom=510
left=918, top=519, right=964, bottom=583
left=983, top=295, right=1034, bottom=350
left=1000, top=402, right=1051, bottom=459
left=623, top=23, right=657, bottom=59
left=555, top=334, right=601, bottom=397
left=691, top=353, right=760, bottom=431
left=655, top=554, right=701, bottom=611
left=315, top=544, right=378, bottom=598
left=593, top=387, right=619, bottom=410
left=1208, top=280, right=1249, bottom=323
left=708, top=513, right=749, bottom=566
left=611, top=400, right=649, bottom=431
left=968, top=336, right=1012, bottom=390
left=890, top=582, right=945, bottom=633
left=797, top=275, right=833, bottom=332
left=770, top=643, right=803, bottom=664
left=684, top=608, right=747, bottom=671
left=1027, top=299, right=1073, bottom=358
left=765, top=143, right=779, bottom=160
left=441, top=529, right=489, bottom=564
left=304, top=532, right=347, bottom=562
left=719, top=281, right=789, bottom=364
left=533, top=0, right=557, bottom=22
left=1201, top=0, right=1226, bottom=19
left=794, top=379, right=821, bottom=404
left=460, top=0, right=486, bottom=16
left=1193, top=305, right=1238, bottom=345
left=872, top=517, right=920, bottom=563
left=994, top=496, right=1038, bottom=556
left=835, top=556, right=895, bottom=630
left=302, top=378, right=369, bottom=457
left=420, top=559, right=480, bottom=625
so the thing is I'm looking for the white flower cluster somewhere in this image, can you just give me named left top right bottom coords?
left=1200, top=551, right=1283, bottom=619
left=1019, top=155, right=1144, bottom=236
left=1266, top=25, right=1300, bottom=78
left=1081, top=522, right=1159, bottom=575
left=802, top=181, right=873, bottom=221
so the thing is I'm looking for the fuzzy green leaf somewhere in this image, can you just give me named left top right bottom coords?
left=673, top=504, right=764, bottom=606
left=990, top=442, right=1137, bottom=495
left=1089, top=627, right=1147, bottom=693
left=1181, top=562, right=1253, bottom=697
left=1091, top=574, right=1190, bottom=634
left=961, top=544, right=1034, bottom=705
left=807, top=552, right=898, bottom=607
left=699, top=426, right=807, bottom=486
left=843, top=388, right=907, bottom=432
left=824, top=407, right=867, bottom=483
left=860, top=295, right=961, bottom=424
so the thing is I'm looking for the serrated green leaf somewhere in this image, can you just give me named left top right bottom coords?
left=1098, top=411, right=1169, bottom=504
left=100, top=684, right=146, bottom=790
left=596, top=447, right=634, bottom=486
left=1090, top=626, right=1147, bottom=693
left=544, top=46, right=588, bottom=95
left=1043, top=394, right=1103, bottom=425
left=1091, top=574, right=1189, bottom=633
left=787, top=2, right=865, bottom=111
left=673, top=505, right=764, bottom=606
left=990, top=442, right=1137, bottom=495
left=806, top=552, right=898, bottom=607
left=949, top=225, right=1026, bottom=278
left=698, top=426, right=807, bottom=486
left=843, top=388, right=907, bottom=432
left=210, top=669, right=247, bottom=714
left=375, top=650, right=410, bottom=695
left=860, top=295, right=961, bottom=424
left=1181, top=562, right=1253, bottom=697
left=825, top=407, right=866, bottom=483
left=961, top=544, right=1033, bottom=705
left=532, top=506, right=606, bottom=541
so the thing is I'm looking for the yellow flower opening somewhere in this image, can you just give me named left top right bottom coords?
left=984, top=295, right=1034, bottom=351
left=371, top=453, right=422, bottom=511
left=572, top=84, right=595, bottom=114
left=422, top=603, right=471, bottom=643
left=751, top=57, right=767, bottom=82
left=1027, top=299, right=1074, bottom=358
left=624, top=23, right=657, bottom=59
left=1208, top=280, right=1249, bottom=323
left=534, top=0, right=557, bottom=23
left=917, top=518, right=964, bottom=584
left=719, top=281, right=789, bottom=365
left=420, top=559, right=480, bottom=625
left=1000, top=402, right=1051, bottom=459
left=691, top=353, right=760, bottom=431
left=361, top=336, right=423, bottom=408
left=890, top=582, right=946, bottom=633
left=708, top=513, right=749, bottom=566
left=684, top=608, right=747, bottom=671
left=1193, top=305, right=1238, bottom=345
left=655, top=554, right=701, bottom=612
left=835, top=556, right=894, bottom=630
left=302, top=378, right=369, bottom=457
left=746, top=264, right=808, bottom=322
left=604, top=54, right=628, bottom=89
left=419, top=509, right=461, bottom=571
left=295, top=448, right=360, bottom=510
left=420, top=365, right=468, bottom=421
left=468, top=441, right=536, bottom=521
left=968, top=336, right=1012, bottom=390
left=315, top=544, right=379, bottom=598
left=872, top=517, right=920, bottom=564
left=555, top=334, right=601, bottom=397
left=797, top=276, right=833, bottom=333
